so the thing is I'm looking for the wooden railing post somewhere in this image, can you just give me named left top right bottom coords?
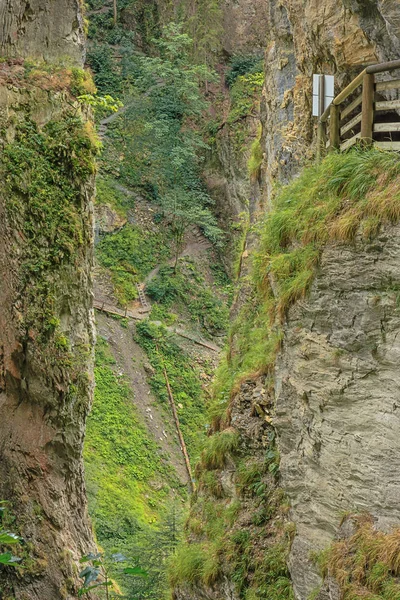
left=316, top=120, right=326, bottom=163
left=360, top=73, right=375, bottom=144
left=329, top=104, right=340, bottom=150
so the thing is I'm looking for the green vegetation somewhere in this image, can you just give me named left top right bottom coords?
left=0, top=107, right=99, bottom=399
left=99, top=24, right=222, bottom=261
left=145, top=261, right=230, bottom=337
left=226, top=55, right=264, bottom=88
left=85, top=337, right=185, bottom=599
left=212, top=148, right=400, bottom=424
left=248, top=128, right=263, bottom=180
left=78, top=551, right=147, bottom=598
left=97, top=226, right=170, bottom=305
left=169, top=148, right=400, bottom=599
left=95, top=177, right=132, bottom=217
left=0, top=503, right=21, bottom=567
left=225, top=68, right=264, bottom=153
left=314, top=514, right=400, bottom=599
left=197, top=429, right=239, bottom=470
left=134, top=321, right=207, bottom=461
left=169, top=436, right=294, bottom=600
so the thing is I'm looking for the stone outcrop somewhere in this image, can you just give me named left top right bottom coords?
left=221, top=0, right=269, bottom=56
left=261, top=0, right=400, bottom=200
left=275, top=225, right=400, bottom=599
left=0, top=82, right=97, bottom=600
left=0, top=0, right=85, bottom=65
left=0, top=2, right=97, bottom=598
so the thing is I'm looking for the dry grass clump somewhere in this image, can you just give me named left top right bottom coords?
left=317, top=514, right=400, bottom=599
left=197, top=428, right=240, bottom=471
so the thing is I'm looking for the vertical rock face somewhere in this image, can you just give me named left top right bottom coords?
left=275, top=225, right=400, bottom=599
left=259, top=3, right=400, bottom=596
left=0, top=84, right=97, bottom=599
left=0, top=1, right=96, bottom=598
left=0, top=0, right=85, bottom=65
left=221, top=0, right=269, bottom=55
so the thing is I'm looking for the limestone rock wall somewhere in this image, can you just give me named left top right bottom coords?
left=275, top=225, right=400, bottom=599
left=0, top=1, right=97, bottom=597
left=0, top=83, right=97, bottom=600
left=0, top=0, right=85, bottom=64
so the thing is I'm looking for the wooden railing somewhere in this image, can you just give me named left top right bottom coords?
left=317, top=59, right=400, bottom=159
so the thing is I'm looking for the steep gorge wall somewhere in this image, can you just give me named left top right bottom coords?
left=276, top=225, right=400, bottom=598
left=261, top=2, right=400, bottom=597
left=0, top=0, right=85, bottom=64
left=0, top=3, right=97, bottom=599
left=173, top=2, right=400, bottom=600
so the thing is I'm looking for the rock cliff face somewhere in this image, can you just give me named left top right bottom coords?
left=0, top=3, right=97, bottom=599
left=260, top=2, right=400, bottom=597
left=0, top=0, right=85, bottom=65
left=175, top=2, right=400, bottom=600
left=275, top=225, right=400, bottom=598
left=0, top=84, right=97, bottom=600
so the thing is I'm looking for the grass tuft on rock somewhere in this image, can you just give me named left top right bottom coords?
left=315, top=514, right=400, bottom=599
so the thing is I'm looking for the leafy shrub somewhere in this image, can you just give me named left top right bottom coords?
left=97, top=225, right=170, bottom=305
left=145, top=263, right=229, bottom=336
left=0, top=503, right=21, bottom=567
left=225, top=54, right=264, bottom=87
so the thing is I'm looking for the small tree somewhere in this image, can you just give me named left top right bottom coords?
left=116, top=23, right=222, bottom=266
left=78, top=552, right=147, bottom=598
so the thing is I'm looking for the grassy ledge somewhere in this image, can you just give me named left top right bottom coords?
left=313, top=514, right=400, bottom=599
left=211, top=148, right=400, bottom=425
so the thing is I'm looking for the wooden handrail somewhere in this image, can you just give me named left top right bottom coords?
left=317, top=58, right=400, bottom=160
left=333, top=69, right=366, bottom=108
left=366, top=59, right=400, bottom=75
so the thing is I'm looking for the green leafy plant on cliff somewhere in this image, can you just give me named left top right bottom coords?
left=78, top=551, right=147, bottom=598
left=169, top=436, right=294, bottom=600
left=1, top=111, right=99, bottom=378
left=0, top=503, right=21, bottom=568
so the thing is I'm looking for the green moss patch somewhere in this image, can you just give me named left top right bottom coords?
left=134, top=321, right=207, bottom=463
left=0, top=108, right=99, bottom=386
left=85, top=337, right=185, bottom=598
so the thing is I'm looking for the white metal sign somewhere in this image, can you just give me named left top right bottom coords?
left=313, top=74, right=335, bottom=117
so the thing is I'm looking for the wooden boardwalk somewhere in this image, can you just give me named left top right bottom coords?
left=93, top=299, right=220, bottom=353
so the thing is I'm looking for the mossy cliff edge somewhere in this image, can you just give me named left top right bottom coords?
left=0, top=3, right=99, bottom=598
